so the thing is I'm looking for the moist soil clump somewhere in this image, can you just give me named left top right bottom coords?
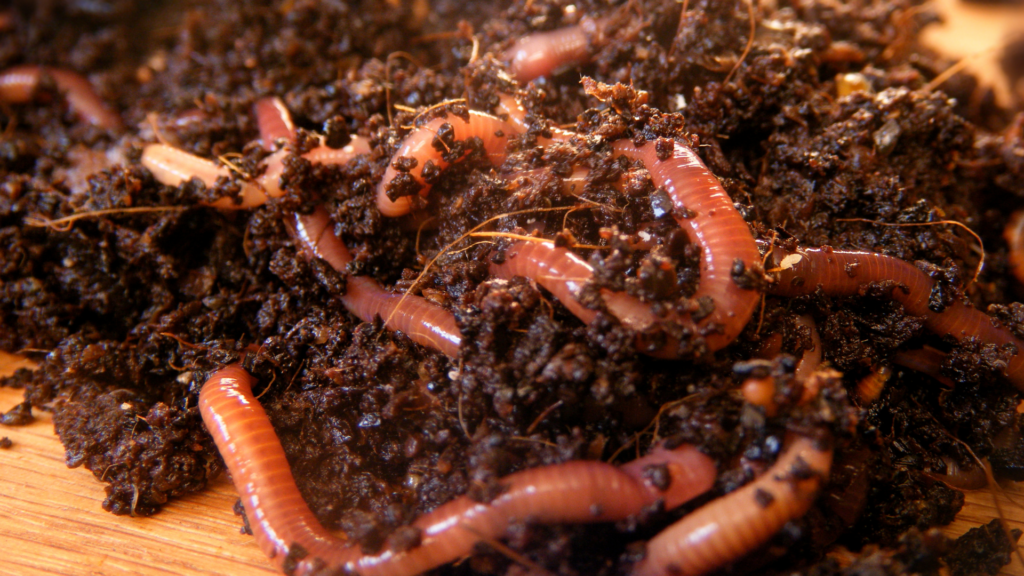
left=1, top=1, right=1024, bottom=575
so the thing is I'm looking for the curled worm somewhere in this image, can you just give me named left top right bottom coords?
left=200, top=365, right=717, bottom=576
left=632, top=434, right=833, bottom=576
left=490, top=240, right=657, bottom=328
left=767, top=245, right=1024, bottom=391
left=376, top=111, right=520, bottom=217
left=612, top=140, right=760, bottom=352
left=292, top=207, right=463, bottom=357
left=141, top=122, right=370, bottom=209
left=0, top=65, right=122, bottom=129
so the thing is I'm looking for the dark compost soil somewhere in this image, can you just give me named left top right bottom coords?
left=1, top=0, right=1023, bottom=574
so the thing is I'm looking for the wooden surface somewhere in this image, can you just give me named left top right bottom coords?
left=0, top=353, right=274, bottom=575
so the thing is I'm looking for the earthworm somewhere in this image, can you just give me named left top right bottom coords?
left=767, top=246, right=1024, bottom=391
left=254, top=96, right=296, bottom=148
left=0, top=64, right=122, bottom=129
left=791, top=314, right=822, bottom=384
left=494, top=93, right=574, bottom=143
left=491, top=140, right=758, bottom=355
left=741, top=315, right=824, bottom=415
left=376, top=110, right=521, bottom=217
left=200, top=365, right=717, bottom=576
left=612, top=140, right=761, bottom=352
left=489, top=239, right=660, bottom=334
left=141, top=136, right=370, bottom=209
left=504, top=20, right=597, bottom=83
left=292, top=207, right=462, bottom=357
left=1004, top=209, right=1024, bottom=286
left=631, top=434, right=833, bottom=576
left=247, top=95, right=461, bottom=356
left=892, top=346, right=955, bottom=388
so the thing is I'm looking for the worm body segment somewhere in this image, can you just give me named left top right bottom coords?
left=376, top=112, right=520, bottom=217
left=632, top=435, right=833, bottom=576
left=504, top=21, right=595, bottom=83
left=293, top=207, right=463, bottom=357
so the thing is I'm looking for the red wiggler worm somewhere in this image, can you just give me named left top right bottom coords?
left=489, top=240, right=657, bottom=330
left=291, top=207, right=463, bottom=357
left=376, top=111, right=521, bottom=217
left=504, top=21, right=597, bottom=83
left=200, top=365, right=717, bottom=576
left=612, top=140, right=760, bottom=352
left=767, top=245, right=1024, bottom=391
left=631, top=434, right=833, bottom=576
left=0, top=64, right=122, bottom=129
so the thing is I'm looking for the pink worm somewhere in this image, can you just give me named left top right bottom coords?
left=200, top=365, right=717, bottom=576
left=0, top=65, right=122, bottom=129
left=489, top=240, right=680, bottom=355
left=768, top=245, right=1024, bottom=391
left=504, top=20, right=596, bottom=83
left=141, top=100, right=370, bottom=209
left=292, top=207, right=462, bottom=357
left=632, top=434, right=833, bottom=576
left=375, top=92, right=580, bottom=218
left=891, top=346, right=955, bottom=388
left=611, top=140, right=760, bottom=352
left=376, top=111, right=521, bottom=217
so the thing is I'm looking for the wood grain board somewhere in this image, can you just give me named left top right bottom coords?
left=0, top=354, right=275, bottom=575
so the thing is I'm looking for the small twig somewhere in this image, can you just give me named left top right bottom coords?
left=24, top=206, right=186, bottom=232
left=835, top=217, right=985, bottom=288
left=922, top=45, right=1000, bottom=95
left=723, top=0, right=756, bottom=85
left=456, top=523, right=558, bottom=576
left=525, top=400, right=563, bottom=435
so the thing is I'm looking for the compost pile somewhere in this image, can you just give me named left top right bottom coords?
left=2, top=0, right=1024, bottom=574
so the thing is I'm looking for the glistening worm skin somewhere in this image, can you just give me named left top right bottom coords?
left=200, top=365, right=718, bottom=576
left=376, top=111, right=521, bottom=217
left=0, top=65, right=122, bottom=129
left=632, top=435, right=833, bottom=576
left=504, top=20, right=596, bottom=83
left=489, top=240, right=658, bottom=328
left=490, top=240, right=683, bottom=355
left=613, top=140, right=761, bottom=352
left=292, top=207, right=463, bottom=357
left=767, top=245, right=1024, bottom=391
